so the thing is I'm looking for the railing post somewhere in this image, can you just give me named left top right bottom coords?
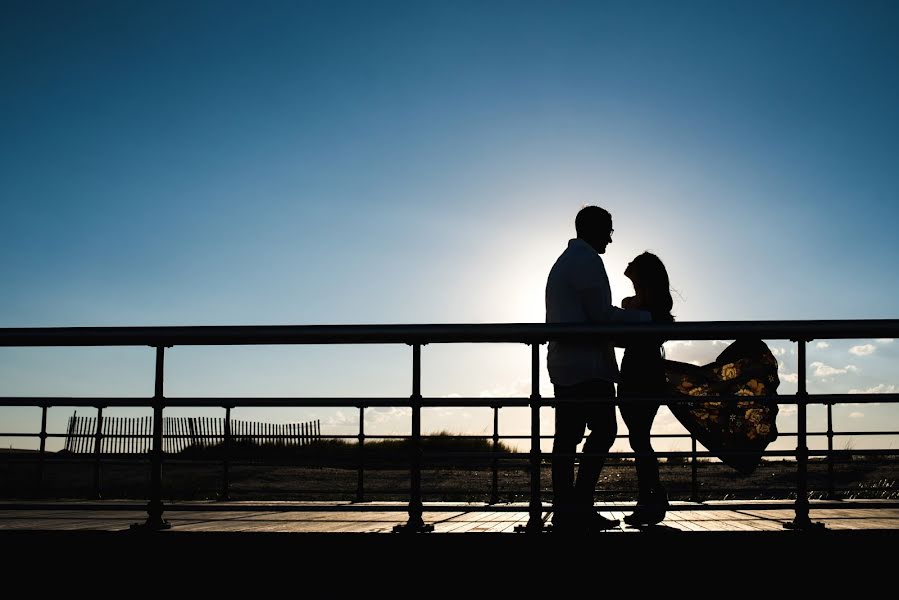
left=517, top=342, right=544, bottom=532
left=133, top=345, right=171, bottom=530
left=394, top=343, right=433, bottom=532
left=92, top=407, right=104, bottom=499
left=36, top=405, right=48, bottom=497
left=220, top=406, right=231, bottom=501
left=826, top=400, right=836, bottom=499
left=490, top=404, right=500, bottom=505
left=690, top=435, right=700, bottom=503
left=785, top=339, right=824, bottom=531
left=356, top=406, right=365, bottom=503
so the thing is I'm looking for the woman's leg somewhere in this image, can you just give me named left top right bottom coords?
left=621, top=403, right=661, bottom=503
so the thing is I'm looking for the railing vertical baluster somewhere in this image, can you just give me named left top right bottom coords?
left=518, top=342, right=544, bottom=532
left=221, top=407, right=231, bottom=501
left=394, top=343, right=433, bottom=532
left=37, top=405, right=48, bottom=497
left=490, top=405, right=500, bottom=505
left=356, top=406, right=365, bottom=503
left=786, top=339, right=824, bottom=530
left=93, top=408, right=104, bottom=499
left=826, top=400, right=836, bottom=499
left=691, top=436, right=700, bottom=503
left=133, top=345, right=170, bottom=530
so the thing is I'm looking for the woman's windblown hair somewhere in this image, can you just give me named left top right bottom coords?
left=625, top=252, right=674, bottom=323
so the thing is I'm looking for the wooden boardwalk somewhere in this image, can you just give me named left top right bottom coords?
left=2, top=500, right=898, bottom=533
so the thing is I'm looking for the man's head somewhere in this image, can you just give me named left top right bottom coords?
left=575, top=205, right=613, bottom=254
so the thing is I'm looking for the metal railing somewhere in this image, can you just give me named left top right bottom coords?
left=1, top=320, right=898, bottom=532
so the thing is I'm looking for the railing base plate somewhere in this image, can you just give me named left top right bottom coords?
left=130, top=518, right=171, bottom=532
left=783, top=518, right=826, bottom=531
left=514, top=515, right=547, bottom=533
left=392, top=522, right=434, bottom=533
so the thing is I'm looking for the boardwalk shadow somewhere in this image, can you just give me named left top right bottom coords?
left=624, top=523, right=680, bottom=533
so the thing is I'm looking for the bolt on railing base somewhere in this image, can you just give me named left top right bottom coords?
left=392, top=520, right=434, bottom=533
left=783, top=517, right=826, bottom=531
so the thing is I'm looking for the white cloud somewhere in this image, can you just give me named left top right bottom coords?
left=816, top=342, right=830, bottom=349
left=849, top=344, right=876, bottom=356
left=771, top=347, right=787, bottom=356
left=478, top=379, right=531, bottom=398
left=665, top=340, right=694, bottom=348
left=810, top=362, right=859, bottom=377
left=326, top=410, right=358, bottom=428
left=366, top=406, right=411, bottom=424
left=849, top=412, right=864, bottom=419
left=876, top=339, right=894, bottom=344
left=780, top=405, right=798, bottom=415
left=781, top=373, right=798, bottom=383
left=849, top=384, right=897, bottom=394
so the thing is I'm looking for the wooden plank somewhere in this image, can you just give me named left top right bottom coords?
left=445, top=510, right=501, bottom=533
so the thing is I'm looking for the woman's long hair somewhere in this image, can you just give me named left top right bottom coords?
left=625, top=252, right=674, bottom=323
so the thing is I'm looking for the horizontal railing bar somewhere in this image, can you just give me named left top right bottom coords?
left=2, top=393, right=897, bottom=408
left=1, top=500, right=897, bottom=512
left=5, top=430, right=899, bottom=441
left=2, top=320, right=898, bottom=347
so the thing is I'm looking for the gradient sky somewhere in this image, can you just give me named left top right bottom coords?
left=2, top=1, right=898, bottom=453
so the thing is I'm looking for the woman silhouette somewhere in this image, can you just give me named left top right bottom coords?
left=619, top=252, right=673, bottom=525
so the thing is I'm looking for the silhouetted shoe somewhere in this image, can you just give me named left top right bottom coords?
left=624, top=506, right=665, bottom=526
left=585, top=511, right=620, bottom=532
left=624, top=488, right=669, bottom=526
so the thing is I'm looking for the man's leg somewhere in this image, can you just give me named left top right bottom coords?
left=573, top=381, right=617, bottom=511
left=552, top=387, right=588, bottom=518
left=620, top=403, right=661, bottom=503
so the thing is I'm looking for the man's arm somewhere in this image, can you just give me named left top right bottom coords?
left=579, top=288, right=651, bottom=323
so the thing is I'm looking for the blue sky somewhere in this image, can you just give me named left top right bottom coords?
left=1, top=1, right=898, bottom=453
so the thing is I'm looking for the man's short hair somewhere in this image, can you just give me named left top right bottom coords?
left=575, top=206, right=612, bottom=238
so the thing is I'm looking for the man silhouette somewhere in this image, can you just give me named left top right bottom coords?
left=545, top=205, right=649, bottom=532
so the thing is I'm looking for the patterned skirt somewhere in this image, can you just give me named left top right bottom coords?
left=664, top=338, right=780, bottom=475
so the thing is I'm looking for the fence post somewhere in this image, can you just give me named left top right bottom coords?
left=133, top=345, right=170, bottom=530
left=785, top=339, right=824, bottom=531
left=93, top=407, right=104, bottom=499
left=36, top=405, right=48, bottom=497
left=188, top=418, right=198, bottom=451
left=394, top=343, right=433, bottom=532
left=490, top=405, right=500, bottom=505
left=690, top=436, right=700, bottom=503
left=517, top=342, right=544, bottom=533
left=826, top=400, right=836, bottom=499
left=356, top=406, right=365, bottom=503
left=221, top=408, right=231, bottom=501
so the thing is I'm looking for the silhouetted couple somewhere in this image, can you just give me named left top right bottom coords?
left=546, top=206, right=672, bottom=532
